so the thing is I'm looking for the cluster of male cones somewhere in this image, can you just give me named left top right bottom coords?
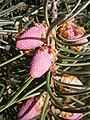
left=16, top=21, right=88, bottom=120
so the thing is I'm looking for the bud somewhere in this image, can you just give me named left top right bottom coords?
left=59, top=104, right=83, bottom=120
left=18, top=94, right=45, bottom=120
left=60, top=75, right=83, bottom=93
left=29, top=45, right=57, bottom=78
left=52, top=104, right=83, bottom=120
left=58, top=21, right=88, bottom=51
left=16, top=23, right=46, bottom=50
left=60, top=111, right=83, bottom=120
left=58, top=21, right=85, bottom=39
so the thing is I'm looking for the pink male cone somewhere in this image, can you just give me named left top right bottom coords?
left=18, top=95, right=45, bottom=120
left=16, top=24, right=46, bottom=50
left=29, top=47, right=53, bottom=78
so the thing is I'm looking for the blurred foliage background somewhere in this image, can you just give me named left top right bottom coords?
left=0, top=0, right=90, bottom=119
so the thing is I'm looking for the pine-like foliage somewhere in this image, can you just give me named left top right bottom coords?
left=0, top=0, right=90, bottom=120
